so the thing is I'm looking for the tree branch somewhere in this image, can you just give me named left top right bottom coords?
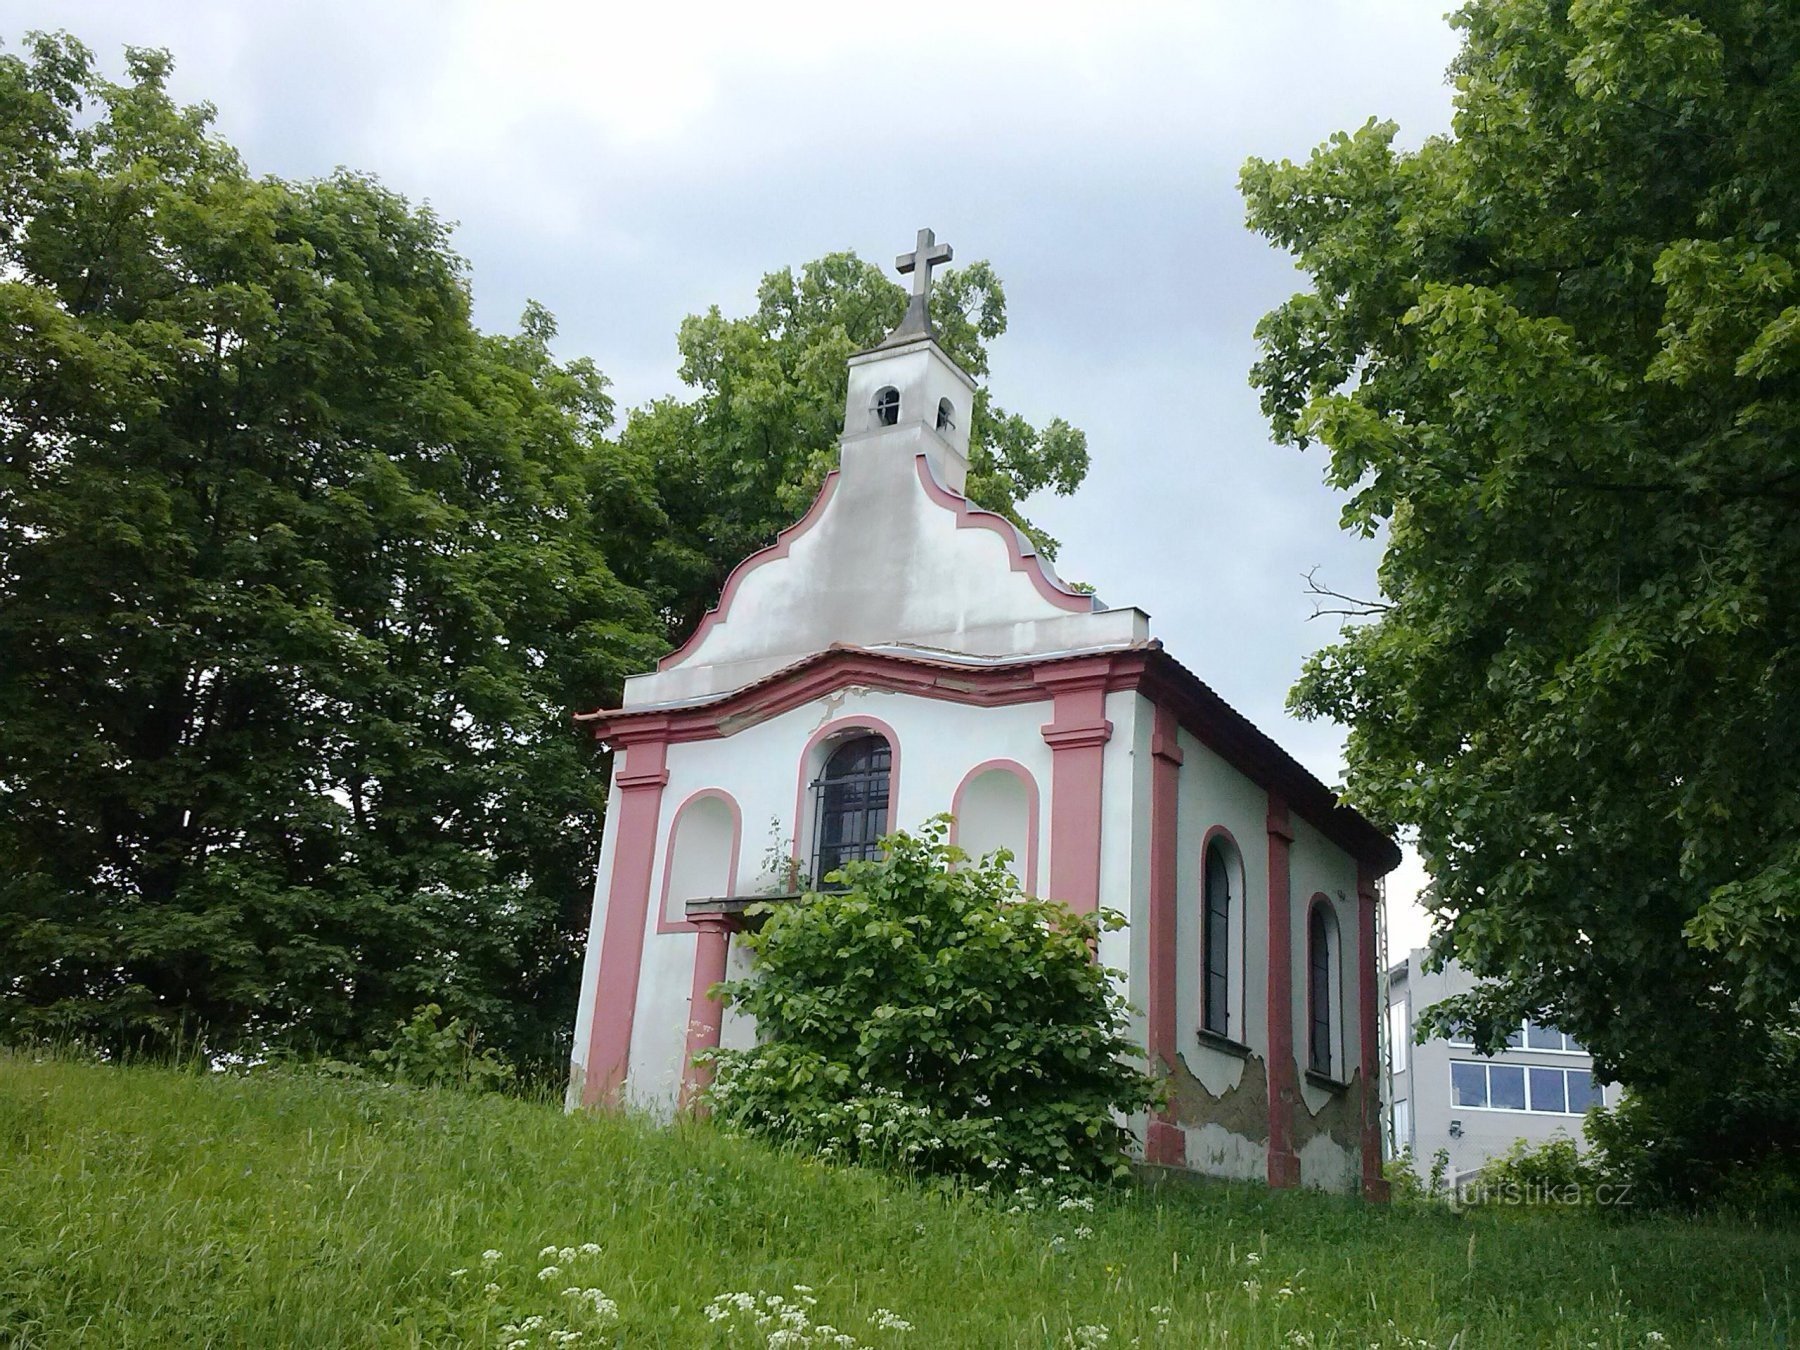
left=1302, top=566, right=1392, bottom=621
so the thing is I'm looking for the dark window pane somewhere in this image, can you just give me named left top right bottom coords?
left=1525, top=1021, right=1562, bottom=1051
left=1563, top=1034, right=1585, bottom=1054
left=1203, top=843, right=1231, bottom=1034
left=1308, top=906, right=1332, bottom=1073
left=1566, top=1070, right=1603, bottom=1113
left=1529, top=1067, right=1567, bottom=1113
left=813, top=735, right=892, bottom=881
left=1451, top=1061, right=1487, bottom=1107
left=1489, top=1064, right=1526, bottom=1110
left=1504, top=1025, right=1525, bottom=1049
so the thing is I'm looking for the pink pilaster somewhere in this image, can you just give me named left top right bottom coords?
left=678, top=914, right=736, bottom=1113
left=1265, top=793, right=1301, bottom=1187
left=1145, top=703, right=1185, bottom=1166
left=1036, top=660, right=1114, bottom=915
left=1357, top=861, right=1391, bottom=1201
left=581, top=726, right=671, bottom=1108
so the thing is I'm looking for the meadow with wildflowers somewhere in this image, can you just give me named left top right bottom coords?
left=1, top=1054, right=1794, bottom=1347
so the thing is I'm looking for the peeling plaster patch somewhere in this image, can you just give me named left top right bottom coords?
left=1291, top=1066, right=1364, bottom=1193
left=1178, top=1040, right=1247, bottom=1097
left=1167, top=1046, right=1269, bottom=1142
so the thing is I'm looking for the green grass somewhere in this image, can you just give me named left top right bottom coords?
left=1, top=1055, right=1793, bottom=1347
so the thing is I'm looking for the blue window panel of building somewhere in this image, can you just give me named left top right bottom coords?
left=1452, top=1061, right=1487, bottom=1107
left=1489, top=1063, right=1526, bottom=1110
left=1529, top=1066, right=1567, bottom=1113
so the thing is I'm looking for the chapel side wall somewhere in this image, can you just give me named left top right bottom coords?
left=567, top=769, right=624, bottom=1107
left=621, top=686, right=1057, bottom=1117
left=1288, top=816, right=1364, bottom=1194
left=1167, top=719, right=1273, bottom=1183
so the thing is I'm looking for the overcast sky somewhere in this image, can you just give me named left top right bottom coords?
left=13, top=1, right=1465, bottom=952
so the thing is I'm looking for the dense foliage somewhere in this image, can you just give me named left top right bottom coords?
left=706, top=821, right=1159, bottom=1183
left=1240, top=0, right=1800, bottom=1200
left=0, top=34, right=1092, bottom=1074
left=0, top=34, right=665, bottom=1071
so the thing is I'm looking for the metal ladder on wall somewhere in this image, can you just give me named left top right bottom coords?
left=1374, top=873, right=1395, bottom=1161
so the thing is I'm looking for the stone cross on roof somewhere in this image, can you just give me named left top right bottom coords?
left=878, top=226, right=953, bottom=347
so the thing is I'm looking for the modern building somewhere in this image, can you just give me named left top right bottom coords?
left=1385, top=947, right=1618, bottom=1180
left=568, top=229, right=1403, bottom=1196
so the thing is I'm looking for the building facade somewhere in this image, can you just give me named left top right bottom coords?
left=569, top=231, right=1402, bottom=1196
left=1385, top=948, right=1618, bottom=1181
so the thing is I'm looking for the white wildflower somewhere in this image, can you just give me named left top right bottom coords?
left=540, top=1244, right=560, bottom=1257
left=579, top=1242, right=602, bottom=1256
left=558, top=1246, right=576, bottom=1263
left=870, top=1307, right=914, bottom=1332
left=482, top=1249, right=504, bottom=1264
left=448, top=1268, right=469, bottom=1279
left=537, top=1265, right=562, bottom=1282
left=484, top=1282, right=501, bottom=1297
left=1073, top=1225, right=1094, bottom=1240
left=1243, top=1250, right=1262, bottom=1267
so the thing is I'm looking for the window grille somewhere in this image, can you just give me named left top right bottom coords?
left=811, top=734, right=892, bottom=884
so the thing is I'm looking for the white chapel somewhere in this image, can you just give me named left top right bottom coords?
left=570, top=230, right=1400, bottom=1197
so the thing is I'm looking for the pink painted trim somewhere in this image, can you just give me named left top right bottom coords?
left=656, top=470, right=843, bottom=672
left=1037, top=661, right=1113, bottom=915
left=654, top=789, right=744, bottom=935
left=581, top=737, right=670, bottom=1108
left=1357, top=862, right=1389, bottom=1201
left=791, top=715, right=903, bottom=881
left=679, top=915, right=735, bottom=1113
left=912, top=455, right=1095, bottom=613
left=1198, top=823, right=1249, bottom=1043
left=947, top=758, right=1042, bottom=898
left=1145, top=703, right=1184, bottom=1166
left=1265, top=793, right=1300, bottom=1187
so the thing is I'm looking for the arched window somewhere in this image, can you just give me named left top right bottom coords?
left=811, top=734, right=892, bottom=883
left=936, top=397, right=955, bottom=433
left=1308, top=900, right=1341, bottom=1077
left=872, top=386, right=900, bottom=427
left=1202, top=839, right=1233, bottom=1037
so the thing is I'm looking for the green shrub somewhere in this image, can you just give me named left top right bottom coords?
left=704, top=818, right=1161, bottom=1182
left=1463, top=1135, right=1602, bottom=1210
left=366, top=1003, right=516, bottom=1093
left=1586, top=1081, right=1800, bottom=1219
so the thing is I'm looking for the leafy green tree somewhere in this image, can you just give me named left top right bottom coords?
left=705, top=820, right=1160, bottom=1183
left=1241, top=0, right=1800, bottom=1198
left=617, top=253, right=1091, bottom=642
left=0, top=35, right=664, bottom=1070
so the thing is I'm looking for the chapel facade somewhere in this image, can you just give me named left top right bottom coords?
left=569, top=230, right=1399, bottom=1197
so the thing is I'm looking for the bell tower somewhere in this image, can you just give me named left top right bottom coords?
left=840, top=227, right=976, bottom=494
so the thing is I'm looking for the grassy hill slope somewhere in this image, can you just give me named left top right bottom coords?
left=1, top=1056, right=1793, bottom=1347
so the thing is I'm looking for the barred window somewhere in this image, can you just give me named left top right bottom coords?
left=811, top=735, right=892, bottom=883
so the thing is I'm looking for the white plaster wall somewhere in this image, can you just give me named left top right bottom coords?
left=955, top=768, right=1032, bottom=888
left=1097, top=690, right=1144, bottom=985
left=1299, top=1132, right=1360, bottom=1193
left=1290, top=816, right=1360, bottom=1114
left=1172, top=726, right=1273, bottom=1095
left=621, top=685, right=1057, bottom=1114
left=566, top=771, right=623, bottom=1105
left=1185, top=1122, right=1267, bottom=1183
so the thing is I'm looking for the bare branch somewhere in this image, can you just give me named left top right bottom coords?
left=1302, top=566, right=1392, bottom=621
